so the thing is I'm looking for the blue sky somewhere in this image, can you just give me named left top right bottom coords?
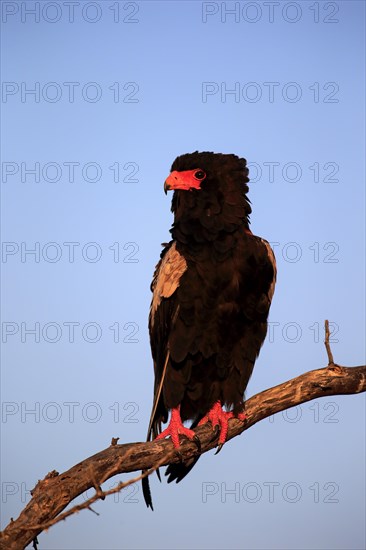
left=1, top=1, right=365, bottom=549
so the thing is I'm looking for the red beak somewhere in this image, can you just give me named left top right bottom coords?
left=164, top=170, right=204, bottom=194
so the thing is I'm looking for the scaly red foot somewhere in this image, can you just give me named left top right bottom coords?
left=155, top=405, right=196, bottom=449
left=198, top=401, right=247, bottom=452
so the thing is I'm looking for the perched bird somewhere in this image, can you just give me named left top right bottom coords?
left=142, top=152, right=276, bottom=509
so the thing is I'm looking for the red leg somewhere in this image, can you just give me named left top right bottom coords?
left=155, top=405, right=196, bottom=449
left=198, top=401, right=247, bottom=447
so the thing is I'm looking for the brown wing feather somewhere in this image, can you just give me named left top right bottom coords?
left=146, top=242, right=187, bottom=441
left=150, top=242, right=187, bottom=327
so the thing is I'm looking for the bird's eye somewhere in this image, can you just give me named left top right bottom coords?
left=194, top=170, right=206, bottom=180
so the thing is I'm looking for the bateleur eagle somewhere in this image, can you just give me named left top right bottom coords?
left=142, top=152, right=276, bottom=509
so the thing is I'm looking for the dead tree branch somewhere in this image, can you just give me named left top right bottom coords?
left=1, top=361, right=365, bottom=550
left=324, top=319, right=335, bottom=365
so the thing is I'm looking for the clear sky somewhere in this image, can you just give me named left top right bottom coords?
left=1, top=1, right=365, bottom=549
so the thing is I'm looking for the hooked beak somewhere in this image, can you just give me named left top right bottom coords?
left=163, top=170, right=203, bottom=194
left=164, top=172, right=178, bottom=194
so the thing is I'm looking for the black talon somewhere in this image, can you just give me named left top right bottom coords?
left=193, top=435, right=201, bottom=453
left=207, top=424, right=220, bottom=443
left=215, top=442, right=224, bottom=455
left=213, top=425, right=220, bottom=436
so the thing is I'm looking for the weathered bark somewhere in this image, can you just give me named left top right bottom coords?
left=1, top=363, right=365, bottom=550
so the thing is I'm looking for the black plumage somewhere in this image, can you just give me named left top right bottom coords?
left=143, top=152, right=276, bottom=508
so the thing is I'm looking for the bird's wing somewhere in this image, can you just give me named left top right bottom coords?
left=142, top=241, right=187, bottom=510
left=259, top=237, right=277, bottom=303
left=146, top=241, right=187, bottom=441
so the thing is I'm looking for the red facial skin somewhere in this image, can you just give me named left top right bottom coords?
left=164, top=169, right=206, bottom=192
left=164, top=169, right=252, bottom=237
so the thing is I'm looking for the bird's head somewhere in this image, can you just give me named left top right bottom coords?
left=165, top=152, right=252, bottom=238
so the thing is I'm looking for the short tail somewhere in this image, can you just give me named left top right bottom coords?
left=164, top=415, right=203, bottom=483
left=165, top=456, right=200, bottom=483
